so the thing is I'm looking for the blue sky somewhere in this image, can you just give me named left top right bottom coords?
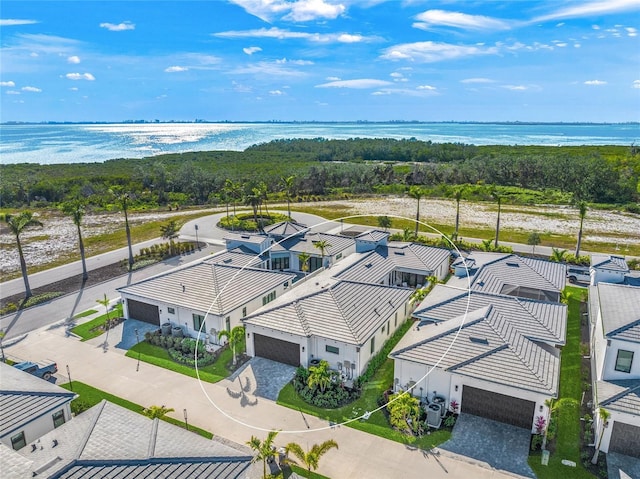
left=1, top=0, right=639, bottom=122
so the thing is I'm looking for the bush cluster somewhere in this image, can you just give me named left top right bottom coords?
left=138, top=241, right=195, bottom=259
left=145, top=332, right=217, bottom=367
left=218, top=213, right=289, bottom=232
left=291, top=367, right=359, bottom=409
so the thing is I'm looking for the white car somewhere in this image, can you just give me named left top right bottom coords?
left=567, top=266, right=590, bottom=284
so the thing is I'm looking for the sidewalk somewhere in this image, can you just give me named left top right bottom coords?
left=4, top=323, right=522, bottom=479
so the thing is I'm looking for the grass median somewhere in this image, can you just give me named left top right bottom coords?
left=61, top=380, right=213, bottom=439
left=125, top=341, right=231, bottom=383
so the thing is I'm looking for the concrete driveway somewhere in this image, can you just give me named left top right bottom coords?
left=607, top=452, right=640, bottom=479
left=439, top=414, right=535, bottom=478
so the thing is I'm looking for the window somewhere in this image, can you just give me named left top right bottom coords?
left=370, top=337, right=375, bottom=354
left=272, top=256, right=290, bottom=270
left=262, top=291, right=276, bottom=305
left=11, top=432, right=26, bottom=450
left=395, top=312, right=398, bottom=327
left=615, top=350, right=634, bottom=373
left=242, top=307, right=247, bottom=318
left=336, top=252, right=342, bottom=260
left=52, top=410, right=65, bottom=428
left=326, top=345, right=339, bottom=354
left=387, top=320, right=391, bottom=336
left=381, top=325, right=385, bottom=333
left=193, top=314, right=206, bottom=332
left=309, top=256, right=323, bottom=272
left=167, top=307, right=175, bottom=315
left=225, top=316, right=231, bottom=332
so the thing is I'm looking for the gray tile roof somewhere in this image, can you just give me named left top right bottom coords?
left=223, top=232, right=270, bottom=245
left=272, top=232, right=355, bottom=256
left=17, top=401, right=255, bottom=479
left=470, top=254, right=566, bottom=297
left=391, top=284, right=566, bottom=395
left=118, top=261, right=294, bottom=316
left=355, top=229, right=389, bottom=242
left=596, top=379, right=640, bottom=416
left=591, top=254, right=630, bottom=272
left=245, top=280, right=413, bottom=345
left=335, top=243, right=450, bottom=284
left=0, top=363, right=76, bottom=438
left=0, top=443, right=32, bottom=479
left=590, top=283, right=640, bottom=342
left=206, top=250, right=265, bottom=268
left=263, top=221, right=308, bottom=237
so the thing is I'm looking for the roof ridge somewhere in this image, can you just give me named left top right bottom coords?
left=293, top=301, right=311, bottom=336
left=516, top=297, right=565, bottom=343
left=607, top=318, right=640, bottom=339
left=518, top=255, right=563, bottom=291
left=74, top=400, right=107, bottom=460
left=148, top=418, right=159, bottom=458
left=327, top=287, right=359, bottom=343
left=210, top=263, right=224, bottom=314
left=599, top=381, right=640, bottom=407
left=448, top=343, right=509, bottom=371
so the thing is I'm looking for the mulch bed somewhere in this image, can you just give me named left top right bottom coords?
left=1, top=262, right=129, bottom=312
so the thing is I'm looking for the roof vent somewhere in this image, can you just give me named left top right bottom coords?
left=241, top=235, right=250, bottom=239
left=394, top=251, right=405, bottom=255
left=223, top=258, right=232, bottom=263
left=365, top=263, right=373, bottom=268
left=506, top=262, right=519, bottom=267
left=469, top=336, right=489, bottom=345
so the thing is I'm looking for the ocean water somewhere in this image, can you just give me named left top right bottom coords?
left=1, top=122, right=638, bottom=165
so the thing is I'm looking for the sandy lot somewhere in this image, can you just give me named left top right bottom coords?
left=1, top=197, right=638, bottom=276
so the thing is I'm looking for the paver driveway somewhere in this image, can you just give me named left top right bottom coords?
left=439, top=413, right=535, bottom=478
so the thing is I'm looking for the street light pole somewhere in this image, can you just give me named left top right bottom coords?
left=66, top=365, right=73, bottom=391
left=195, top=224, right=200, bottom=251
left=134, top=328, right=140, bottom=372
left=183, top=408, right=189, bottom=431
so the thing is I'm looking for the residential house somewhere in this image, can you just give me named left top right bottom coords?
left=390, top=284, right=567, bottom=432
left=118, top=251, right=294, bottom=342
left=0, top=363, right=76, bottom=452
left=590, top=254, right=629, bottom=285
left=589, top=282, right=640, bottom=457
left=8, top=400, right=258, bottom=479
left=271, top=231, right=356, bottom=273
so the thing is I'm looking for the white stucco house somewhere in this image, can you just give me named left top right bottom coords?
left=590, top=254, right=629, bottom=286
left=0, top=363, right=76, bottom=452
left=390, top=284, right=567, bottom=432
left=589, top=282, right=640, bottom=457
left=118, top=250, right=295, bottom=342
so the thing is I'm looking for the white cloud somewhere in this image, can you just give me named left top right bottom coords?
left=627, top=27, right=638, bottom=37
left=21, top=86, right=41, bottom=92
left=632, top=80, right=640, bottom=88
left=390, top=72, right=404, bottom=78
left=243, top=46, right=262, bottom=55
left=326, top=76, right=341, bottom=81
left=213, top=27, right=378, bottom=43
left=413, top=9, right=510, bottom=31
left=574, top=43, right=581, bottom=47
left=69, top=87, right=78, bottom=91
left=230, top=0, right=345, bottom=22
left=6, top=90, right=20, bottom=95
left=66, top=72, right=95, bottom=81
left=67, top=55, right=81, bottom=64
left=584, top=79, right=607, bottom=85
left=316, top=79, right=392, bottom=89
left=0, top=19, right=38, bottom=26
left=99, top=21, right=135, bottom=31
left=556, top=22, right=565, bottom=27
left=534, top=0, right=640, bottom=23
left=275, top=58, right=314, bottom=65
left=231, top=62, right=307, bottom=77
left=592, top=25, right=601, bottom=29
left=460, top=77, right=495, bottom=84
left=380, top=41, right=498, bottom=63
left=30, top=52, right=39, bottom=57
left=417, top=84, right=436, bottom=90
left=0, top=81, right=16, bottom=87
left=165, top=66, right=188, bottom=72
left=269, top=90, right=284, bottom=95
left=503, top=85, right=528, bottom=90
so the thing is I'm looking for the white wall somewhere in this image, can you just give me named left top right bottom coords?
left=0, top=404, right=72, bottom=450
left=245, top=324, right=307, bottom=364
left=591, top=268, right=626, bottom=285
left=595, top=409, right=640, bottom=453
left=601, top=338, right=640, bottom=381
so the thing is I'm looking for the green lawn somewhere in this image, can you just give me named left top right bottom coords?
left=70, top=304, right=124, bottom=341
left=529, top=286, right=595, bottom=478
left=125, top=341, right=232, bottom=383
left=61, top=381, right=213, bottom=439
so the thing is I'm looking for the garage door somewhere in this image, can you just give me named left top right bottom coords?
left=461, top=386, right=535, bottom=429
left=609, top=422, right=640, bottom=457
left=127, top=299, right=160, bottom=325
left=254, top=334, right=300, bottom=366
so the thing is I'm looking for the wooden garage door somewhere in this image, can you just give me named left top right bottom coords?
left=127, top=299, right=160, bottom=325
left=609, top=422, right=640, bottom=457
left=461, top=386, right=535, bottom=429
left=254, top=334, right=300, bottom=366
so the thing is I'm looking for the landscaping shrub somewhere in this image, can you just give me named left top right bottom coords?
left=291, top=367, right=359, bottom=409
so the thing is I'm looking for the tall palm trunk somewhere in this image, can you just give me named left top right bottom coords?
left=124, top=209, right=134, bottom=268
left=575, top=215, right=584, bottom=257
left=16, top=236, right=32, bottom=298
left=494, top=197, right=501, bottom=249
left=454, top=197, right=461, bottom=238
left=414, top=198, right=421, bottom=237
left=76, top=222, right=88, bottom=281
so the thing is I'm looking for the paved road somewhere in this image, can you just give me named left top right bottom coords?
left=4, top=323, right=523, bottom=479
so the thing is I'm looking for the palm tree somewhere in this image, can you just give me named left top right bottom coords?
left=307, top=359, right=332, bottom=393
left=408, top=185, right=424, bottom=237
left=3, top=211, right=43, bottom=298
left=142, top=405, right=175, bottom=419
left=245, top=189, right=261, bottom=229
left=247, top=430, right=279, bottom=479
left=313, top=239, right=331, bottom=268
left=451, top=186, right=465, bottom=240
left=280, top=175, right=296, bottom=219
left=298, top=252, right=310, bottom=275
left=218, top=326, right=245, bottom=366
left=96, top=293, right=112, bottom=346
left=257, top=181, right=270, bottom=219
left=402, top=227, right=415, bottom=242
left=481, top=238, right=494, bottom=252
left=592, top=407, right=611, bottom=464
left=575, top=201, right=587, bottom=258
left=285, top=440, right=339, bottom=475
left=61, top=199, right=89, bottom=282
left=527, top=232, right=541, bottom=256
left=386, top=392, right=421, bottom=433
left=377, top=215, right=392, bottom=231
left=224, top=179, right=242, bottom=217
left=490, top=188, right=502, bottom=249
left=111, top=188, right=134, bottom=269
left=550, top=248, right=568, bottom=263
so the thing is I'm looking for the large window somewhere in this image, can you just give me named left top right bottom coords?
left=309, top=256, right=323, bottom=272
left=262, top=291, right=276, bottom=305
left=52, top=410, right=65, bottom=428
left=326, top=345, right=339, bottom=354
left=370, top=337, right=375, bottom=354
left=11, top=432, right=26, bottom=450
left=193, top=314, right=206, bottom=332
left=615, top=350, right=634, bottom=373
